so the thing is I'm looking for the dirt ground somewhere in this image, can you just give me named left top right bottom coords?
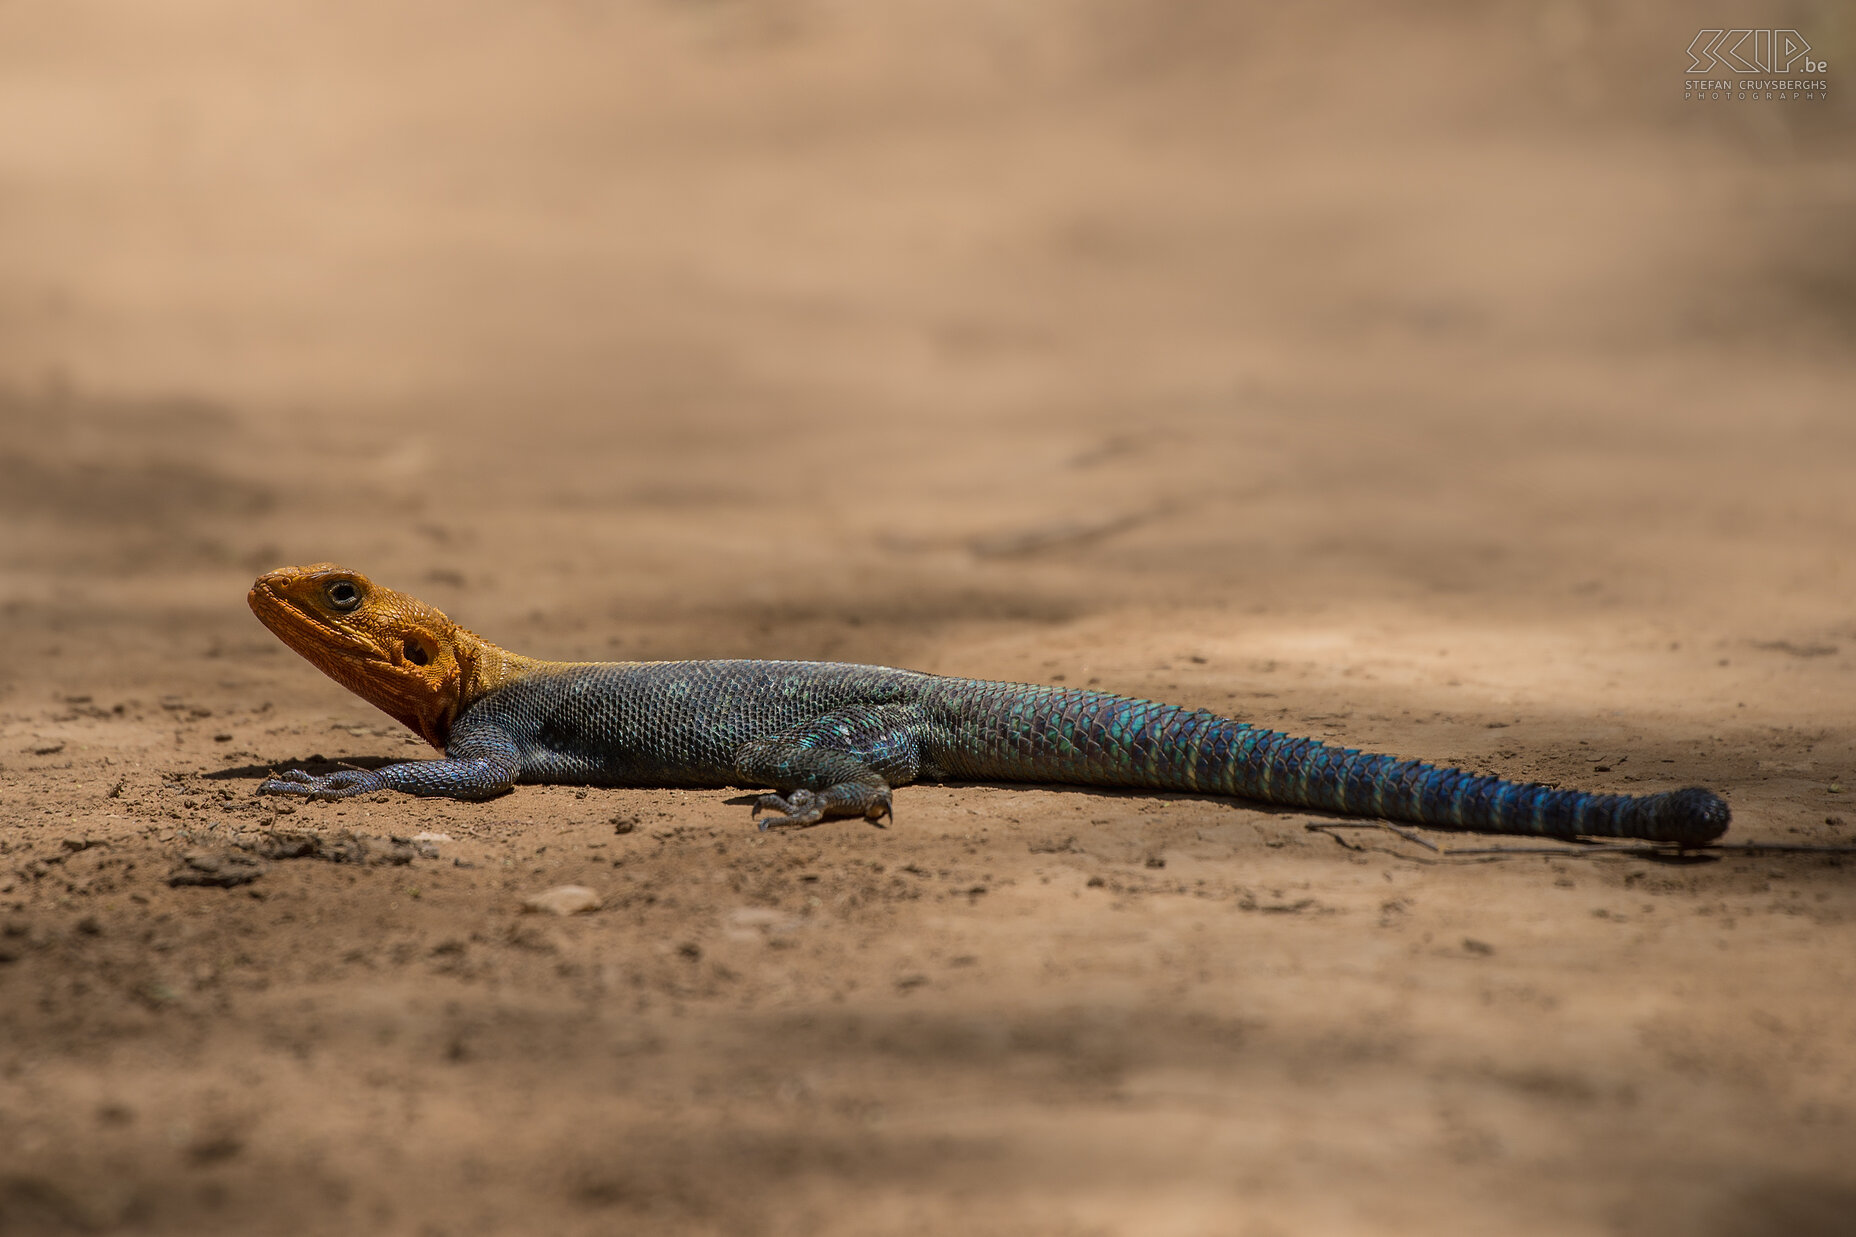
left=2, top=3, right=1854, bottom=1234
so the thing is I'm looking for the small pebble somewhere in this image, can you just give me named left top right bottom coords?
left=521, top=885, right=601, bottom=916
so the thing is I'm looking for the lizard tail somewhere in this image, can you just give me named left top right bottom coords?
left=938, top=684, right=1730, bottom=844
left=1195, top=722, right=1730, bottom=845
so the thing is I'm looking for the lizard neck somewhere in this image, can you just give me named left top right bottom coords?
left=452, top=632, right=564, bottom=713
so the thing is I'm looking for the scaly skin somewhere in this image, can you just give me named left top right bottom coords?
left=248, top=565, right=1731, bottom=844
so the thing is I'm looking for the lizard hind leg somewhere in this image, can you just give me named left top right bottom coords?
left=735, top=705, right=920, bottom=830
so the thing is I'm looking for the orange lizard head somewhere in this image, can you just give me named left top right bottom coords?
left=248, top=563, right=483, bottom=748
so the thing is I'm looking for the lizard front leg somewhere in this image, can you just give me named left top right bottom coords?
left=257, top=728, right=520, bottom=801
left=734, top=706, right=922, bottom=829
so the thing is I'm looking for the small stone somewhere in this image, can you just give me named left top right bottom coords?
left=724, top=907, right=802, bottom=940
left=521, top=885, right=601, bottom=916
left=1828, top=816, right=1846, bottom=828
left=1463, top=938, right=1495, bottom=955
left=611, top=815, right=637, bottom=835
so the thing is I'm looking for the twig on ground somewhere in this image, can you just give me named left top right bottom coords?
left=1376, top=822, right=1441, bottom=852
left=1303, top=822, right=1856, bottom=861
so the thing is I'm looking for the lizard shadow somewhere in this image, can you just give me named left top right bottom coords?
left=721, top=791, right=895, bottom=829
left=757, top=782, right=1729, bottom=862
left=726, top=781, right=1304, bottom=830
left=199, top=769, right=1732, bottom=864
left=206, top=756, right=403, bottom=782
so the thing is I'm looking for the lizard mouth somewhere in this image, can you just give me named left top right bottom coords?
left=248, top=575, right=390, bottom=664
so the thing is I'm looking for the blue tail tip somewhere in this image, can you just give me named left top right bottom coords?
left=1658, top=787, right=1731, bottom=845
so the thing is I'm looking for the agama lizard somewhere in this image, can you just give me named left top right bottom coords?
left=248, top=564, right=1731, bottom=844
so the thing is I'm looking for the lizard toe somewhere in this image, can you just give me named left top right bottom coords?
left=756, top=805, right=827, bottom=830
left=258, top=769, right=380, bottom=800
left=753, top=790, right=826, bottom=829
left=257, top=771, right=317, bottom=796
left=753, top=790, right=816, bottom=817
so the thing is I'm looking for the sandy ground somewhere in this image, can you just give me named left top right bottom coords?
left=2, top=3, right=1855, bottom=1234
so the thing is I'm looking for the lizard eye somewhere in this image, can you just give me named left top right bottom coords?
left=403, top=639, right=429, bottom=666
left=325, top=580, right=363, bottom=612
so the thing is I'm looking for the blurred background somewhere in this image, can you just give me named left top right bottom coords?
left=3, top=0, right=1850, bottom=675
left=2, top=5, right=1855, bottom=1234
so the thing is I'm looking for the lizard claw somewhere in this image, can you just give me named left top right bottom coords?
left=865, top=789, right=893, bottom=825
left=257, top=768, right=382, bottom=800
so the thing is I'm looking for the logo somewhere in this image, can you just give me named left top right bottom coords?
left=1685, top=29, right=1822, bottom=74
left=1684, top=28, right=1830, bottom=101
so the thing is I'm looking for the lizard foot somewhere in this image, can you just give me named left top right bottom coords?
left=257, top=768, right=385, bottom=800
left=752, top=785, right=893, bottom=830
left=754, top=789, right=823, bottom=829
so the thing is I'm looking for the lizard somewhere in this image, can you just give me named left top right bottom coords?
left=247, top=563, right=1731, bottom=845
